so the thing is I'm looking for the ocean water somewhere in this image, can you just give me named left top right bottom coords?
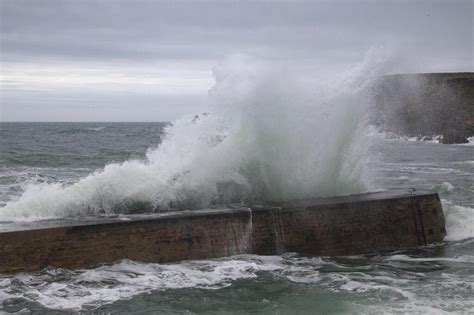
left=1, top=56, right=473, bottom=313
left=0, top=122, right=473, bottom=314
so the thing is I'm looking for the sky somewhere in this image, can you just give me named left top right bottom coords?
left=0, top=0, right=472, bottom=122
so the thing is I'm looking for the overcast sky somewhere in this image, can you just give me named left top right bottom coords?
left=0, top=0, right=472, bottom=122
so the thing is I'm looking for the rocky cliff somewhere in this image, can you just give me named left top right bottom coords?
left=371, top=72, right=474, bottom=143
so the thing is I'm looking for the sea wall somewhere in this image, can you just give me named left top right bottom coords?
left=372, top=72, right=474, bottom=143
left=0, top=189, right=446, bottom=273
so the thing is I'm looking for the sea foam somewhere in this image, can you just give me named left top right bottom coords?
left=1, top=253, right=473, bottom=312
left=443, top=200, right=474, bottom=242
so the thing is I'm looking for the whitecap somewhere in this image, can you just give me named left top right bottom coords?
left=435, top=182, right=455, bottom=193
left=443, top=201, right=474, bottom=241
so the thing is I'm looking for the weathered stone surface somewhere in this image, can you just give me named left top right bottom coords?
left=0, top=189, right=446, bottom=274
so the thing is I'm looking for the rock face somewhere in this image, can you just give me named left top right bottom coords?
left=441, top=130, right=469, bottom=144
left=372, top=73, right=474, bottom=144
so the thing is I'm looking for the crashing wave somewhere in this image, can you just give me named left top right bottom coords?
left=0, top=52, right=390, bottom=220
left=443, top=200, right=474, bottom=241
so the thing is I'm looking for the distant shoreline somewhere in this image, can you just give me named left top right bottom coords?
left=372, top=72, right=474, bottom=144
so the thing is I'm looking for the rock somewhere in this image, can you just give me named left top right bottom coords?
left=372, top=73, right=474, bottom=141
left=440, top=131, right=469, bottom=144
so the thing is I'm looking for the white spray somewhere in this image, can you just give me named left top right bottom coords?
left=0, top=52, right=388, bottom=220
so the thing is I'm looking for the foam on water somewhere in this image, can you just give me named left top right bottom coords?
left=435, top=181, right=455, bottom=193
left=1, top=253, right=473, bottom=312
left=462, top=136, right=474, bottom=145
left=368, top=126, right=474, bottom=147
left=85, top=127, right=106, bottom=132
left=0, top=256, right=290, bottom=310
left=443, top=200, right=474, bottom=242
left=0, top=53, right=385, bottom=220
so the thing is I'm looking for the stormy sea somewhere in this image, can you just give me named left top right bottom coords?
left=0, top=59, right=473, bottom=313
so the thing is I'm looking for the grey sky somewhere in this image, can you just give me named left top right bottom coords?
left=1, top=0, right=472, bottom=122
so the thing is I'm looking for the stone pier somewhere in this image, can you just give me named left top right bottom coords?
left=0, top=189, right=446, bottom=274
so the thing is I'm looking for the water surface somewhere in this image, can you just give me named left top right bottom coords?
left=0, top=122, right=473, bottom=313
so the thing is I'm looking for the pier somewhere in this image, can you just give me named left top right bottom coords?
left=0, top=189, right=446, bottom=273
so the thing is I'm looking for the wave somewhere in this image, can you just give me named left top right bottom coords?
left=434, top=182, right=455, bottom=193
left=369, top=127, right=474, bottom=146
left=86, top=127, right=106, bottom=132
left=443, top=200, right=474, bottom=241
left=368, top=128, right=442, bottom=144
left=461, top=136, right=474, bottom=146
left=1, top=253, right=473, bottom=312
left=0, top=52, right=389, bottom=220
left=0, top=257, right=284, bottom=310
left=57, top=126, right=107, bottom=134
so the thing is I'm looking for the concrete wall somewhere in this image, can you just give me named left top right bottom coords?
left=0, top=189, right=446, bottom=273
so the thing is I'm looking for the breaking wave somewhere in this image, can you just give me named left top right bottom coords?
left=443, top=200, right=474, bottom=242
left=368, top=127, right=474, bottom=146
left=0, top=53, right=388, bottom=220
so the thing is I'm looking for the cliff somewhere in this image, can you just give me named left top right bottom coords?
left=371, top=72, right=474, bottom=143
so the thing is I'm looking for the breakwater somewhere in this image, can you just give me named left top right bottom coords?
left=0, top=189, right=446, bottom=274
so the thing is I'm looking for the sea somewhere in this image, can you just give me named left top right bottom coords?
left=0, top=121, right=473, bottom=314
